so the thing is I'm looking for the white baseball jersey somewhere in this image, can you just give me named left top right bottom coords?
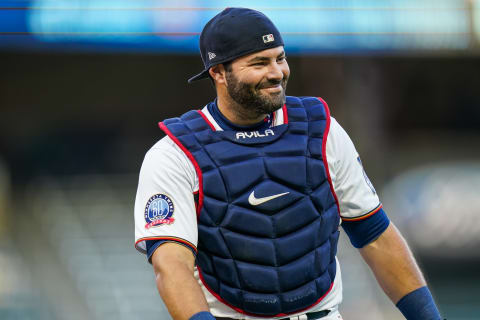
left=134, top=105, right=381, bottom=319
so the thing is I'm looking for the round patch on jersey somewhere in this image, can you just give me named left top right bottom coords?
left=144, top=194, right=175, bottom=229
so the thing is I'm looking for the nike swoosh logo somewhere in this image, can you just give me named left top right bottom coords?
left=248, top=191, right=290, bottom=206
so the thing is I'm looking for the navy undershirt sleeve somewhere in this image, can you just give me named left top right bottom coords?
left=146, top=240, right=197, bottom=264
left=189, top=311, right=216, bottom=320
left=396, top=286, right=442, bottom=320
left=341, top=208, right=390, bottom=248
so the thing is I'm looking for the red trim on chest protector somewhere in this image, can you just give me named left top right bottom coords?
left=197, top=266, right=334, bottom=318
left=197, top=110, right=217, bottom=131
left=195, top=100, right=335, bottom=317
left=159, top=122, right=204, bottom=218
left=282, top=104, right=288, bottom=124
left=318, top=97, right=341, bottom=217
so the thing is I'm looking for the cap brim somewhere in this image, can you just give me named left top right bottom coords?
left=188, top=69, right=210, bottom=83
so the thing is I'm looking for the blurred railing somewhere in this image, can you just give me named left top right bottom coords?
left=11, top=175, right=165, bottom=320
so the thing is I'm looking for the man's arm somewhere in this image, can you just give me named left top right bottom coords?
left=359, top=222, right=442, bottom=319
left=151, top=242, right=210, bottom=320
left=359, top=222, right=425, bottom=302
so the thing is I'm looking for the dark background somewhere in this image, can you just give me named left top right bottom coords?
left=0, top=52, right=479, bottom=319
left=2, top=53, right=480, bottom=183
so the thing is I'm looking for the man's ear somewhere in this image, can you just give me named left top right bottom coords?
left=209, top=64, right=227, bottom=85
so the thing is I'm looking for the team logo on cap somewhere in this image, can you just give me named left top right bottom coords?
left=262, top=34, right=275, bottom=43
left=144, top=194, right=175, bottom=229
left=208, top=52, right=216, bottom=60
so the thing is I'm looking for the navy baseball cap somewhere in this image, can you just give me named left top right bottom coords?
left=188, top=7, right=284, bottom=83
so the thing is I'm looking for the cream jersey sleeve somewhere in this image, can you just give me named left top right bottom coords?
left=134, top=137, right=198, bottom=254
left=326, top=117, right=381, bottom=220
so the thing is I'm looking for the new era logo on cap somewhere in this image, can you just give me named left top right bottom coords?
left=262, top=34, right=274, bottom=43
left=208, top=52, right=216, bottom=60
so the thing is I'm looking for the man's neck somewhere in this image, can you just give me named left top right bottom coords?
left=208, top=100, right=272, bottom=132
left=216, top=94, right=266, bottom=126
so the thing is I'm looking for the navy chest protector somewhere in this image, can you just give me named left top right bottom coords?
left=160, top=96, right=340, bottom=317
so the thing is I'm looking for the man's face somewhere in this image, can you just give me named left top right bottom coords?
left=224, top=46, right=290, bottom=116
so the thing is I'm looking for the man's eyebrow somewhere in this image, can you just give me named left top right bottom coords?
left=247, top=51, right=286, bottom=63
left=247, top=56, right=270, bottom=63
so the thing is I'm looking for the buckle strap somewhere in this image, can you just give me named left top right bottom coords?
left=278, top=310, right=330, bottom=320
left=306, top=310, right=330, bottom=319
left=215, top=310, right=330, bottom=320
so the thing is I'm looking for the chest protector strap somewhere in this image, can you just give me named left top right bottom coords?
left=160, top=96, right=340, bottom=317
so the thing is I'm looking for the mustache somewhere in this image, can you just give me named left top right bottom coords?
left=256, top=79, right=286, bottom=90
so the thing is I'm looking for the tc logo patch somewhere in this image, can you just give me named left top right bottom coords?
left=144, top=194, right=175, bottom=229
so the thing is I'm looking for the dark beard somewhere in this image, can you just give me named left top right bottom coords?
left=225, top=71, right=287, bottom=117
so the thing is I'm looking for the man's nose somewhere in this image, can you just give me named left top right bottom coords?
left=267, top=62, right=284, bottom=81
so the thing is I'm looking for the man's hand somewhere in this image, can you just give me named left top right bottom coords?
left=152, top=242, right=210, bottom=320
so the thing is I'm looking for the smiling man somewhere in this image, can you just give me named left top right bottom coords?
left=217, top=46, right=289, bottom=124
left=134, top=8, right=442, bottom=320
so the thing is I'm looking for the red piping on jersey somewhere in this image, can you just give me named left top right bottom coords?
left=282, top=104, right=288, bottom=124
left=342, top=204, right=383, bottom=222
left=135, top=236, right=198, bottom=254
left=318, top=97, right=341, bottom=217
left=197, top=266, right=334, bottom=318
left=159, top=121, right=204, bottom=218
left=197, top=110, right=217, bottom=131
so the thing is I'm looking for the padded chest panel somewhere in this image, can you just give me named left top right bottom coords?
left=161, top=96, right=340, bottom=316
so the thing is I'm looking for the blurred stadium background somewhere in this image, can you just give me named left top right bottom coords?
left=1, top=0, right=479, bottom=319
